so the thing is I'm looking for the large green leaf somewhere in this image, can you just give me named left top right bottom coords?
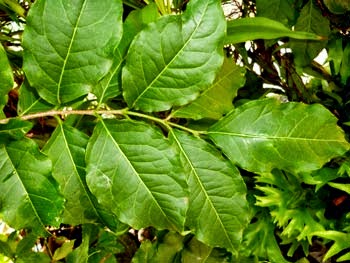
left=289, top=0, right=330, bottom=66
left=93, top=3, right=159, bottom=106
left=43, top=122, right=106, bottom=225
left=0, top=138, right=64, bottom=234
left=172, top=57, right=245, bottom=120
left=122, top=0, right=225, bottom=112
left=208, top=99, right=350, bottom=173
left=170, top=129, right=248, bottom=254
left=86, top=119, right=187, bottom=231
left=23, top=0, right=123, bottom=105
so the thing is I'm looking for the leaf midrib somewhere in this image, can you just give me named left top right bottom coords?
left=56, top=0, right=87, bottom=104
left=131, top=2, right=209, bottom=108
left=100, top=120, right=172, bottom=227
left=208, top=131, right=345, bottom=142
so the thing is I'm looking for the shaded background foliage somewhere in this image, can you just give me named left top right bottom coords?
left=0, top=0, right=350, bottom=262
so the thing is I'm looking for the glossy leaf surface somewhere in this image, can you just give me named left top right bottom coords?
left=0, top=119, right=33, bottom=143
left=43, top=123, right=101, bottom=225
left=208, top=99, right=350, bottom=173
left=122, top=0, right=225, bottom=112
left=170, top=129, right=248, bottom=253
left=86, top=119, right=187, bottom=231
left=172, top=57, right=246, bottom=120
left=0, top=139, right=64, bottom=234
left=23, top=0, right=123, bottom=105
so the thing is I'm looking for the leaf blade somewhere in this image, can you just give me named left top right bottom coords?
left=23, top=0, right=123, bottom=105
left=208, top=99, right=350, bottom=173
left=172, top=57, right=246, bottom=120
left=122, top=0, right=226, bottom=112
left=0, top=139, right=64, bottom=234
left=86, top=119, right=187, bottom=231
left=170, top=129, right=249, bottom=254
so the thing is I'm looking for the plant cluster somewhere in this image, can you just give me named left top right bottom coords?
left=0, top=0, right=350, bottom=262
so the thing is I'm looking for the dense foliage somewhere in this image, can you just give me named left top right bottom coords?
left=0, top=0, right=350, bottom=262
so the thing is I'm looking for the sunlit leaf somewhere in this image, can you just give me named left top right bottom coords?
left=23, top=0, right=123, bottom=105
left=172, top=57, right=246, bottom=120
left=122, top=0, right=225, bottom=112
left=170, top=129, right=248, bottom=254
left=0, top=138, right=64, bottom=234
left=86, top=119, right=187, bottom=231
left=0, top=43, right=13, bottom=114
left=208, top=99, right=350, bottom=173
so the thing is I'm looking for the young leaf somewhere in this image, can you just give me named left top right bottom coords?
left=208, top=99, right=350, bottom=173
left=289, top=0, right=330, bottom=66
left=224, top=17, right=322, bottom=45
left=86, top=119, right=187, bottom=231
left=170, top=129, right=249, bottom=254
left=172, top=57, right=246, bottom=120
left=17, top=81, right=53, bottom=116
left=122, top=0, right=226, bottom=112
left=23, top=0, right=123, bottom=105
left=0, top=138, right=64, bottom=235
left=43, top=123, right=106, bottom=225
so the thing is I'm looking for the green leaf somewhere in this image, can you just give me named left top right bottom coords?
left=240, top=212, right=290, bottom=263
left=208, top=99, right=350, bottom=173
left=122, top=0, right=225, bottom=112
left=52, top=239, right=75, bottom=261
left=133, top=231, right=184, bottom=263
left=66, top=224, right=92, bottom=263
left=323, top=0, right=350, bottom=14
left=86, top=119, right=187, bottom=231
left=43, top=122, right=105, bottom=225
left=172, top=57, right=246, bottom=120
left=0, top=139, right=64, bottom=234
left=340, top=43, right=350, bottom=85
left=256, top=0, right=297, bottom=25
left=170, top=129, right=248, bottom=254
left=17, top=81, right=52, bottom=116
left=289, top=0, right=330, bottom=67
left=312, top=231, right=350, bottom=262
left=181, top=237, right=231, bottom=263
left=224, top=17, right=322, bottom=45
left=0, top=119, right=33, bottom=143
left=0, top=43, right=13, bottom=113
left=23, top=0, right=123, bottom=105
left=93, top=3, right=159, bottom=106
